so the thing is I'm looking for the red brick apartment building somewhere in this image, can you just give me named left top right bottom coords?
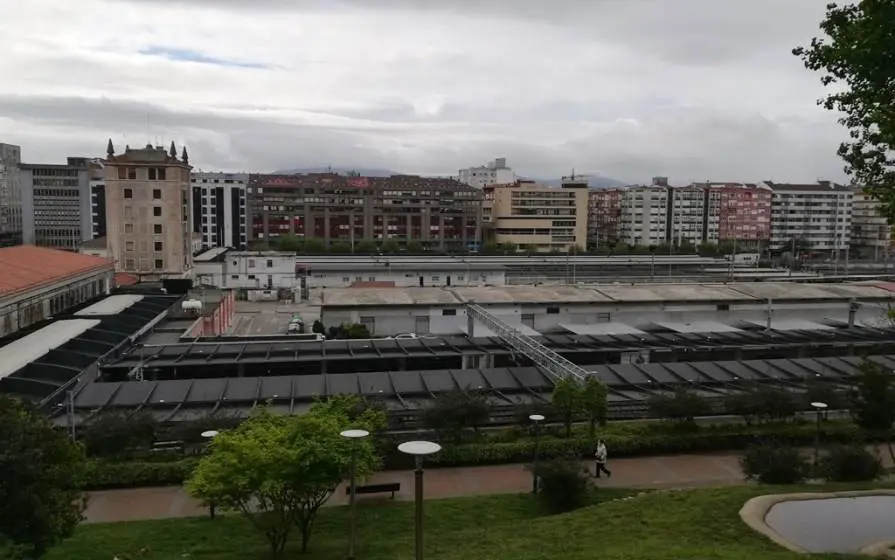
left=699, top=182, right=773, bottom=241
left=247, top=173, right=483, bottom=250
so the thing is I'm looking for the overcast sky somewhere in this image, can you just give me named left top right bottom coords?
left=0, top=0, right=845, bottom=183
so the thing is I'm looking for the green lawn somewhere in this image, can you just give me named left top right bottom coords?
left=48, top=484, right=889, bottom=560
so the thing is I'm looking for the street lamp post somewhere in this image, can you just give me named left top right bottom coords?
left=341, top=429, right=370, bottom=560
left=810, top=401, right=828, bottom=468
left=529, top=414, right=545, bottom=493
left=398, top=441, right=442, bottom=560
left=200, top=430, right=220, bottom=519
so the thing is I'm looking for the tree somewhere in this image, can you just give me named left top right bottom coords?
left=551, top=377, right=583, bottom=438
left=850, top=359, right=895, bottom=464
left=271, top=233, right=301, bottom=252
left=81, top=410, right=158, bottom=458
left=354, top=239, right=378, bottom=254
left=380, top=239, right=400, bottom=254
left=581, top=375, right=608, bottom=438
left=421, top=389, right=491, bottom=443
left=329, top=240, right=352, bottom=254
left=648, top=388, right=711, bottom=427
left=795, top=3, right=895, bottom=220
left=302, top=238, right=326, bottom=254
left=311, top=319, right=325, bottom=335
left=0, top=396, right=87, bottom=557
left=188, top=400, right=381, bottom=556
left=406, top=240, right=424, bottom=254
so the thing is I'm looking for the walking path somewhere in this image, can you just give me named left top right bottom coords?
left=83, top=446, right=894, bottom=524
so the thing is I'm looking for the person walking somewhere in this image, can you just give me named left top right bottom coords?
left=594, top=439, right=612, bottom=479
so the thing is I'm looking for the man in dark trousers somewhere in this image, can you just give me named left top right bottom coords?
left=594, top=439, right=612, bottom=478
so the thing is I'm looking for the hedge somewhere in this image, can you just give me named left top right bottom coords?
left=83, top=458, right=198, bottom=490
left=81, top=421, right=884, bottom=489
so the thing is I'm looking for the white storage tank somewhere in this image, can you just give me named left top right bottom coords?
left=181, top=299, right=203, bottom=313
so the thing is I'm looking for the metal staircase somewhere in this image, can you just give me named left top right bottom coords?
left=466, top=304, right=588, bottom=381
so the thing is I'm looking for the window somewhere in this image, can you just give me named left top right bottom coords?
left=266, top=259, right=273, bottom=268
left=124, top=223, right=134, bottom=234
left=231, top=274, right=239, bottom=279
left=154, top=259, right=164, bottom=269
left=127, top=167, right=136, bottom=180
left=125, top=241, right=135, bottom=251
left=152, top=189, right=161, bottom=199
left=148, top=168, right=156, bottom=180
left=717, top=304, right=730, bottom=311
left=248, top=259, right=256, bottom=268
left=546, top=306, right=560, bottom=314
left=597, top=312, right=611, bottom=322
left=442, top=309, right=457, bottom=316
left=123, top=188, right=133, bottom=199
left=153, top=207, right=162, bottom=217
left=247, top=274, right=256, bottom=280
left=125, top=259, right=135, bottom=269
left=153, top=224, right=162, bottom=234
left=154, top=241, right=163, bottom=252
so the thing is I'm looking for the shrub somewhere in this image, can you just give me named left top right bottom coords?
left=312, top=320, right=325, bottom=335
left=81, top=411, right=158, bottom=458
left=421, top=389, right=491, bottom=443
left=530, top=457, right=589, bottom=513
left=818, top=445, right=883, bottom=482
left=740, top=444, right=809, bottom=484
left=648, top=389, right=711, bottom=427
left=83, top=458, right=198, bottom=490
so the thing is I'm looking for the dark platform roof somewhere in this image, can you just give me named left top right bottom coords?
left=0, top=295, right=179, bottom=401
left=63, top=354, right=893, bottom=424
left=101, top=325, right=895, bottom=370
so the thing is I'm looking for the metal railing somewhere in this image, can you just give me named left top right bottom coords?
left=466, top=304, right=588, bottom=381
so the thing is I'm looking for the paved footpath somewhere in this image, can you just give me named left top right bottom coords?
left=83, top=447, right=894, bottom=524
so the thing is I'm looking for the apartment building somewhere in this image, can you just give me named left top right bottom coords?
left=190, top=172, right=248, bottom=250
left=851, top=188, right=891, bottom=257
left=587, top=188, right=622, bottom=248
left=102, top=141, right=193, bottom=277
left=668, top=184, right=718, bottom=246
left=0, top=143, right=23, bottom=247
left=20, top=157, right=94, bottom=251
left=767, top=181, right=852, bottom=251
left=702, top=182, right=773, bottom=242
left=458, top=157, right=516, bottom=189
left=248, top=173, right=483, bottom=251
left=486, top=180, right=588, bottom=252
left=618, top=180, right=670, bottom=247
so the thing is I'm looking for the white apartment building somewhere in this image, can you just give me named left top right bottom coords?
left=0, top=143, right=23, bottom=246
left=767, top=181, right=852, bottom=251
left=618, top=185, right=669, bottom=246
left=851, top=188, right=891, bottom=256
left=190, top=172, right=248, bottom=250
left=458, top=157, right=515, bottom=189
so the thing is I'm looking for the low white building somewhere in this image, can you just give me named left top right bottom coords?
left=767, top=181, right=852, bottom=251
left=458, top=157, right=515, bottom=189
left=319, top=282, right=895, bottom=337
left=193, top=248, right=297, bottom=300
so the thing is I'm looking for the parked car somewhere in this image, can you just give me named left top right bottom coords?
left=391, top=333, right=419, bottom=340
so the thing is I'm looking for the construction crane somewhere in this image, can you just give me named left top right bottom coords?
left=561, top=169, right=591, bottom=185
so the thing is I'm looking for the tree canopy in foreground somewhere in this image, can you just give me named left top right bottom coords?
left=794, top=1, right=895, bottom=219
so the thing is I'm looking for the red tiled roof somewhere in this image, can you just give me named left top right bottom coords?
left=114, top=273, right=139, bottom=287
left=0, top=245, right=112, bottom=298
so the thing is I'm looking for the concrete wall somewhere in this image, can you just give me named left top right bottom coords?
left=186, top=289, right=235, bottom=336
left=320, top=299, right=888, bottom=336
left=306, top=268, right=506, bottom=288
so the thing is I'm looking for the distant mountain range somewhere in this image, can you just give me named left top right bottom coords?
left=273, top=167, right=626, bottom=188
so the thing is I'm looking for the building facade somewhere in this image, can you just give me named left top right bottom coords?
left=0, top=143, right=23, bottom=247
left=20, top=158, right=94, bottom=251
left=102, top=141, right=193, bottom=277
left=486, top=180, right=588, bottom=252
left=190, top=172, right=248, bottom=250
left=587, top=188, right=622, bottom=248
left=698, top=182, right=774, bottom=242
left=767, top=181, right=852, bottom=251
left=89, top=162, right=107, bottom=239
left=668, top=184, right=718, bottom=246
left=248, top=173, right=483, bottom=251
left=458, top=157, right=515, bottom=189
left=851, top=188, right=891, bottom=257
left=618, top=184, right=669, bottom=247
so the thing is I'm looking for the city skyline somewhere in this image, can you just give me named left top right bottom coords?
left=0, top=0, right=851, bottom=184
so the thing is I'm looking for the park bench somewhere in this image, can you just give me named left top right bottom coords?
left=345, top=482, right=401, bottom=499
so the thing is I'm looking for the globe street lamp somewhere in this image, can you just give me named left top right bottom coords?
left=529, top=414, right=545, bottom=493
left=201, top=430, right=220, bottom=519
left=341, top=429, right=370, bottom=560
left=810, top=401, right=828, bottom=468
left=398, top=441, right=442, bottom=560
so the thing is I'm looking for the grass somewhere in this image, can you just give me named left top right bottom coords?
left=47, top=484, right=891, bottom=560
